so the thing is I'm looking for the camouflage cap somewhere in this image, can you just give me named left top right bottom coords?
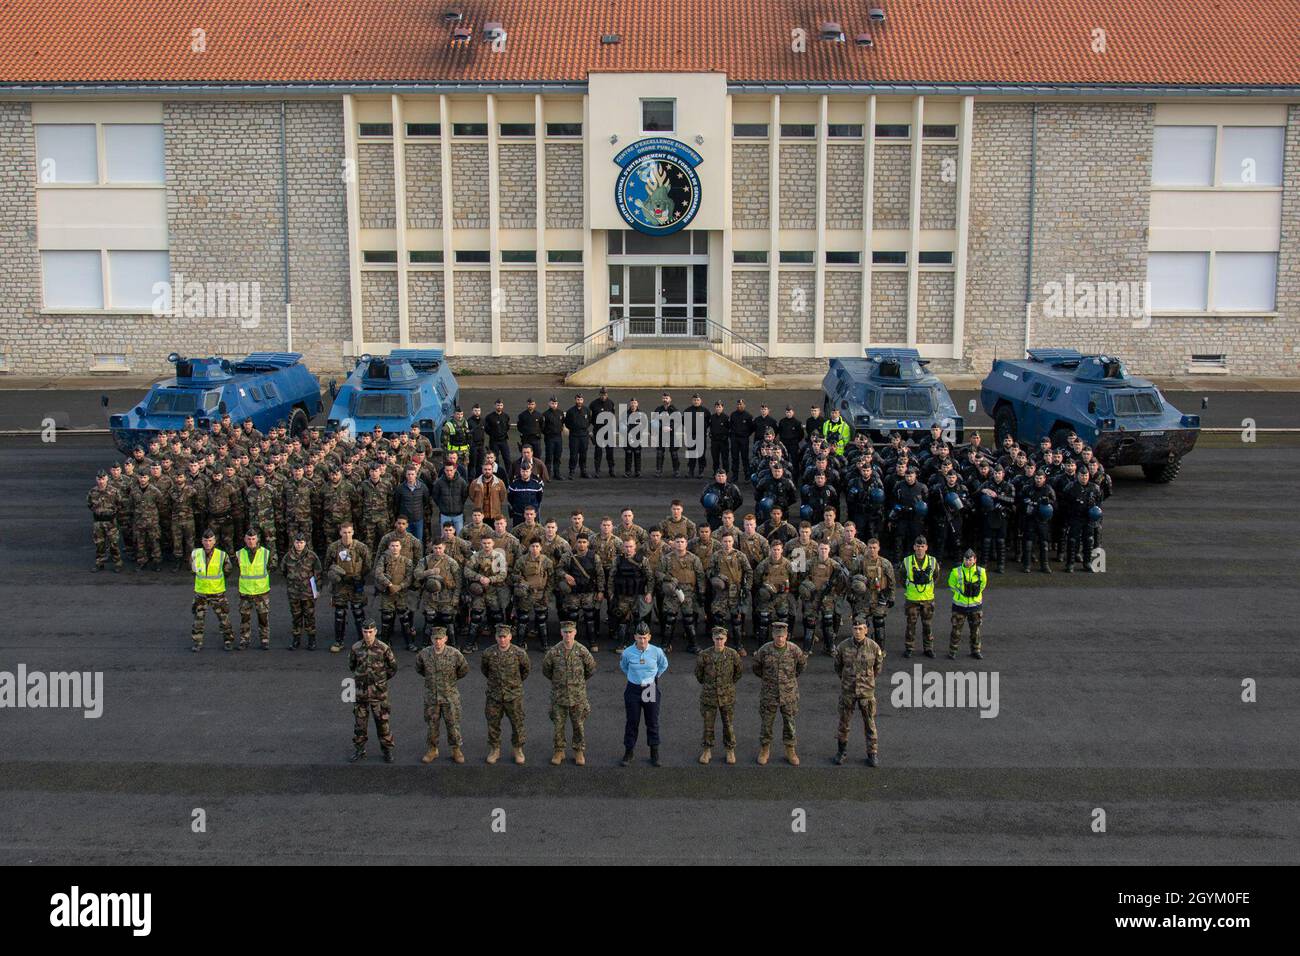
left=95, top=469, right=107, bottom=478
left=293, top=530, right=308, bottom=542
left=770, top=621, right=789, bottom=635
left=361, top=619, right=378, bottom=631
left=711, top=626, right=728, bottom=640
left=494, top=623, right=513, bottom=637
left=559, top=620, right=577, bottom=633
left=429, top=626, right=448, bottom=639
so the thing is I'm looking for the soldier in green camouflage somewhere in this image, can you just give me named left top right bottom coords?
left=797, top=541, right=849, bottom=656
left=695, top=625, right=743, bottom=764
left=325, top=522, right=373, bottom=652
left=320, top=467, right=356, bottom=548
left=245, top=470, right=279, bottom=566
left=358, top=463, right=392, bottom=554
left=282, top=463, right=314, bottom=545
left=169, top=470, right=200, bottom=571
left=374, top=537, right=417, bottom=651
left=832, top=618, right=885, bottom=766
left=280, top=531, right=322, bottom=650
left=752, top=621, right=807, bottom=766
left=348, top=619, right=398, bottom=762
left=657, top=535, right=706, bottom=654
left=414, top=540, right=461, bottom=648
left=557, top=534, right=604, bottom=654
left=462, top=534, right=510, bottom=654
left=206, top=468, right=240, bottom=556
left=87, top=471, right=123, bottom=572
left=708, top=531, right=752, bottom=652
left=542, top=619, right=597, bottom=765
left=109, top=463, right=134, bottom=556
left=147, top=463, right=174, bottom=559
left=752, top=538, right=795, bottom=651
left=415, top=626, right=469, bottom=763
left=130, top=471, right=166, bottom=571
left=481, top=623, right=531, bottom=765
left=848, top=537, right=895, bottom=651
left=191, top=529, right=235, bottom=652
left=509, top=539, right=554, bottom=651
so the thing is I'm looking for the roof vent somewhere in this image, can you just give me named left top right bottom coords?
left=442, top=9, right=463, bottom=22
left=483, top=21, right=505, bottom=41
left=819, top=21, right=845, bottom=42
left=451, top=26, right=471, bottom=45
left=868, top=7, right=887, bottom=23
left=601, top=33, right=622, bottom=44
left=854, top=32, right=874, bottom=47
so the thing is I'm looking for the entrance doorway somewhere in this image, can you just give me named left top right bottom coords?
left=607, top=230, right=709, bottom=337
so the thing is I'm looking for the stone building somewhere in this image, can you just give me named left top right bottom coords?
left=0, top=0, right=1297, bottom=379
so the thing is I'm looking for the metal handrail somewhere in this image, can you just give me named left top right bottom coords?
left=565, top=317, right=767, bottom=366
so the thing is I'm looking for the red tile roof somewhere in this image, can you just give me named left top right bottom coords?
left=1, top=0, right=1297, bottom=87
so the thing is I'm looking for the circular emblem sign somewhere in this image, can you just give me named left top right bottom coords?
left=613, top=138, right=703, bottom=236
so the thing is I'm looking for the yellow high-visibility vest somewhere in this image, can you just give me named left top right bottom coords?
left=237, top=547, right=270, bottom=596
left=192, top=548, right=226, bottom=595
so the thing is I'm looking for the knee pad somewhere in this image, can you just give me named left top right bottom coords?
left=662, top=613, right=677, bottom=636
left=681, top=612, right=696, bottom=636
left=757, top=610, right=771, bottom=631
left=533, top=608, right=548, bottom=627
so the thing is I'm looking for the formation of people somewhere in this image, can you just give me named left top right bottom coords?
left=86, top=390, right=1119, bottom=764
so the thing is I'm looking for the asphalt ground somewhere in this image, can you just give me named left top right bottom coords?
left=1, top=388, right=1298, bottom=865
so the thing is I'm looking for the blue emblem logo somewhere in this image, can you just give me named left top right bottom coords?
left=613, top=138, right=702, bottom=236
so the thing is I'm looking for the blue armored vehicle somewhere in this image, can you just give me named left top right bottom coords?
left=980, top=348, right=1200, bottom=482
left=325, top=350, right=459, bottom=440
left=110, top=352, right=323, bottom=452
left=823, top=348, right=964, bottom=443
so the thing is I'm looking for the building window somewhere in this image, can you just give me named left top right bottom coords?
left=501, top=250, right=537, bottom=263
left=455, top=250, right=490, bottom=264
left=827, top=124, right=864, bottom=138
left=452, top=123, right=488, bottom=137
left=363, top=250, right=398, bottom=264
left=104, top=124, right=165, bottom=183
left=733, top=251, right=768, bottom=264
left=409, top=250, right=444, bottom=264
left=547, top=250, right=582, bottom=263
left=36, top=124, right=98, bottom=183
left=546, top=122, right=582, bottom=137
left=922, top=124, right=958, bottom=139
left=1219, top=127, right=1284, bottom=186
left=780, top=123, right=816, bottom=138
left=358, top=123, right=393, bottom=137
left=1152, top=126, right=1215, bottom=185
left=641, top=99, right=675, bottom=133
left=1148, top=252, right=1208, bottom=310
left=1189, top=353, right=1227, bottom=370
left=826, top=251, right=861, bottom=265
left=406, top=123, right=441, bottom=137
left=733, top=123, right=768, bottom=137
left=499, top=123, right=535, bottom=137
left=919, top=251, right=954, bottom=265
left=779, top=251, right=814, bottom=264
left=875, top=124, right=910, bottom=139
left=1214, top=252, right=1277, bottom=310
left=872, top=251, right=907, bottom=265
left=108, top=250, right=168, bottom=310
left=42, top=250, right=104, bottom=308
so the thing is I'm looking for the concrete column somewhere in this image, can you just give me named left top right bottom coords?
left=814, top=94, right=828, bottom=358
left=391, top=94, right=410, bottom=345
left=767, top=95, right=781, bottom=354
left=535, top=93, right=547, bottom=356
left=343, top=95, right=363, bottom=352
left=438, top=94, right=456, bottom=352
left=582, top=94, right=596, bottom=339
left=951, top=95, right=975, bottom=362
left=721, top=94, right=734, bottom=333
left=906, top=96, right=925, bottom=346
left=861, top=95, right=877, bottom=350
left=487, top=94, right=501, bottom=356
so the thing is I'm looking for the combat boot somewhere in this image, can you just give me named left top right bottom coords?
left=650, top=746, right=661, bottom=767
left=551, top=749, right=564, bottom=765
left=698, top=748, right=712, bottom=765
left=349, top=747, right=366, bottom=762
left=785, top=744, right=800, bottom=766
left=995, top=543, right=1006, bottom=574
left=513, top=747, right=526, bottom=765
left=757, top=744, right=770, bottom=765
left=330, top=640, right=343, bottom=653
left=382, top=749, right=395, bottom=763
left=725, top=748, right=736, bottom=765
left=574, top=750, right=585, bottom=766
left=451, top=747, right=465, bottom=764
left=290, top=635, right=301, bottom=650
left=486, top=745, right=501, bottom=764
left=972, top=650, right=984, bottom=660
left=307, top=637, right=317, bottom=650
left=621, top=748, right=634, bottom=767
left=866, top=752, right=879, bottom=767
left=1021, top=556, right=1032, bottom=573
left=833, top=742, right=847, bottom=765
left=422, top=745, right=439, bottom=764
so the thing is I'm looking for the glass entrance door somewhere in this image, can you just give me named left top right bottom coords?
left=612, top=263, right=707, bottom=337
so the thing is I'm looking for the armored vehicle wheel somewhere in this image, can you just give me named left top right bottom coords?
left=288, top=407, right=309, bottom=437
left=993, top=405, right=1018, bottom=446
left=1142, top=459, right=1181, bottom=483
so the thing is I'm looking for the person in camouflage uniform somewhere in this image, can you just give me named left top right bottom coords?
left=280, top=531, right=322, bottom=650
left=110, top=463, right=135, bottom=556
left=169, top=470, right=200, bottom=570
left=657, top=534, right=706, bottom=654
left=708, top=531, right=752, bottom=653
left=541, top=619, right=597, bottom=765
left=130, top=471, right=166, bottom=571
left=377, top=515, right=423, bottom=564
left=374, top=537, right=417, bottom=651
left=245, top=469, right=279, bottom=566
left=282, top=463, right=315, bottom=546
left=797, top=541, right=849, bottom=656
left=320, top=466, right=357, bottom=549
left=147, top=463, right=174, bottom=558
left=557, top=534, right=604, bottom=654
left=848, top=536, right=896, bottom=650
left=87, top=471, right=123, bottom=572
left=206, top=469, right=240, bottom=556
left=752, top=538, right=795, bottom=653
left=358, top=464, right=392, bottom=555
left=348, top=620, right=399, bottom=762
left=752, top=621, right=807, bottom=765
left=481, top=624, right=531, bottom=764
left=414, top=540, right=461, bottom=648
left=326, top=522, right=373, bottom=652
left=461, top=534, right=510, bottom=653
left=832, top=618, right=886, bottom=766
left=695, top=625, right=743, bottom=764
left=190, top=529, right=234, bottom=651
left=509, top=539, right=555, bottom=651
left=415, top=626, right=469, bottom=763
left=235, top=528, right=273, bottom=650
